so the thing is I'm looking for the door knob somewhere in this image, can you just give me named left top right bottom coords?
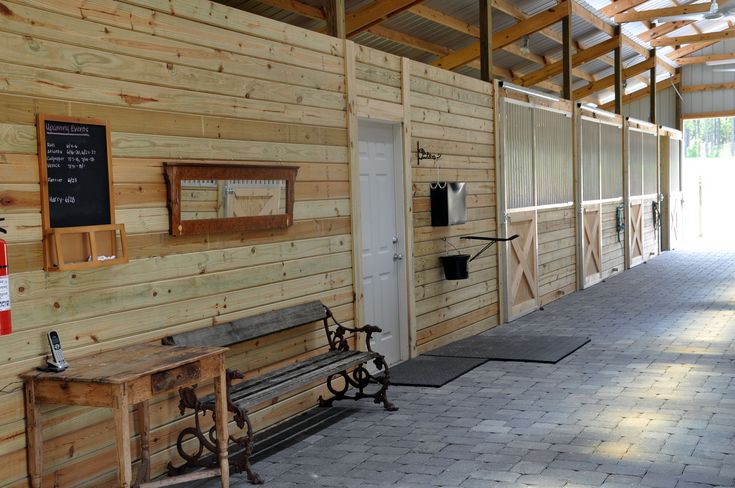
left=393, top=253, right=404, bottom=261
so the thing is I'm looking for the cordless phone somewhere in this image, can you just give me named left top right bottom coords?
left=43, top=330, right=69, bottom=372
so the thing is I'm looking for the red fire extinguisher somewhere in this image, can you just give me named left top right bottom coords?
left=0, top=217, right=11, bottom=336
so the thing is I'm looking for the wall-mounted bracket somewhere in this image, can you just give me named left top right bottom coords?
left=461, top=235, right=519, bottom=262
left=416, top=142, right=442, bottom=165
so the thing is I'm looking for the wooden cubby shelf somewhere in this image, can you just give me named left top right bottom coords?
left=44, top=224, right=129, bottom=272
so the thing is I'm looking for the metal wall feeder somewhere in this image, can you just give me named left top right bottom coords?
left=439, top=235, right=519, bottom=280
left=430, top=182, right=467, bottom=226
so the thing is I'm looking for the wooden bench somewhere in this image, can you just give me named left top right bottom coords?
left=162, top=301, right=397, bottom=484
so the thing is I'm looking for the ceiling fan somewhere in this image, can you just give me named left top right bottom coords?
left=655, top=1, right=735, bottom=22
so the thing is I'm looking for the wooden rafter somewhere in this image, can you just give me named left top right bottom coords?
left=638, top=20, right=695, bottom=42
left=600, top=0, right=649, bottom=18
left=433, top=0, right=572, bottom=71
left=574, top=57, right=656, bottom=100
left=682, top=81, right=735, bottom=92
left=615, top=3, right=712, bottom=23
left=573, top=2, right=614, bottom=36
left=345, top=0, right=425, bottom=37
left=651, top=28, right=735, bottom=47
left=514, top=36, right=621, bottom=87
left=599, top=74, right=680, bottom=111
left=677, top=52, right=735, bottom=65
left=257, top=0, right=324, bottom=19
left=409, top=3, right=595, bottom=82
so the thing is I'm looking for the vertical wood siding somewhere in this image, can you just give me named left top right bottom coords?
left=409, top=62, right=498, bottom=354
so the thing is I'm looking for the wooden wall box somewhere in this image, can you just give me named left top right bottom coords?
left=164, top=162, right=299, bottom=237
left=44, top=224, right=129, bottom=271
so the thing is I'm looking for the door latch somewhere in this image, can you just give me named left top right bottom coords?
left=393, top=253, right=404, bottom=261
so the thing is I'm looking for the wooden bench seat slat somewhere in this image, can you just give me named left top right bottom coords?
left=230, top=350, right=359, bottom=397
left=223, top=351, right=375, bottom=410
left=163, top=301, right=327, bottom=347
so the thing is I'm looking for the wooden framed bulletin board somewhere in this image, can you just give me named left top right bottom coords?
left=37, top=114, right=127, bottom=271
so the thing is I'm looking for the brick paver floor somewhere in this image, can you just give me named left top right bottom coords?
left=220, top=249, right=735, bottom=487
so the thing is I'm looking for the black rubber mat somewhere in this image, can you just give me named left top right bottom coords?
left=424, top=335, right=590, bottom=364
left=388, top=355, right=487, bottom=387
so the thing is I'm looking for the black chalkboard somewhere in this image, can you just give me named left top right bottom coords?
left=39, top=116, right=112, bottom=229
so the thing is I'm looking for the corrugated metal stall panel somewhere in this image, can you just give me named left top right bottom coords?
left=504, top=102, right=535, bottom=209
left=535, top=108, right=573, bottom=206
left=537, top=207, right=577, bottom=305
left=629, top=129, right=644, bottom=197
left=582, top=119, right=601, bottom=202
left=624, top=87, right=677, bottom=129
left=670, top=138, right=681, bottom=193
left=642, top=132, right=658, bottom=195
left=683, top=39, right=735, bottom=116
left=601, top=123, right=623, bottom=199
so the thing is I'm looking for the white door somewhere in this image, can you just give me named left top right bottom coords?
left=359, top=122, right=404, bottom=365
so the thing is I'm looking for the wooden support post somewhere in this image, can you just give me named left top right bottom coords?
left=136, top=401, right=151, bottom=485
left=650, top=48, right=657, bottom=125
left=24, top=381, right=42, bottom=488
left=562, top=15, right=573, bottom=100
left=213, top=363, right=230, bottom=488
left=675, top=67, right=683, bottom=130
left=614, top=25, right=624, bottom=115
left=325, top=0, right=346, bottom=39
left=113, top=387, right=133, bottom=488
left=479, top=0, right=493, bottom=82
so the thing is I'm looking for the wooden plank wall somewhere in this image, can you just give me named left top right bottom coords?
left=409, top=62, right=498, bottom=354
left=352, top=48, right=500, bottom=354
left=0, top=1, right=503, bottom=485
left=537, top=207, right=577, bottom=305
left=601, top=201, right=625, bottom=278
left=0, top=0, right=356, bottom=485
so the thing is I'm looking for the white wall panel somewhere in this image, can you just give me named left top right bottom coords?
left=682, top=39, right=735, bottom=116
left=624, top=87, right=678, bottom=129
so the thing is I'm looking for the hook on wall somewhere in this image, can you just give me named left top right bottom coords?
left=416, top=141, right=442, bottom=165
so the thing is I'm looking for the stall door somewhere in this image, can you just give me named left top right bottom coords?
left=583, top=206, right=602, bottom=287
left=629, top=202, right=644, bottom=267
left=359, top=122, right=404, bottom=366
left=662, top=137, right=683, bottom=250
left=505, top=210, right=538, bottom=321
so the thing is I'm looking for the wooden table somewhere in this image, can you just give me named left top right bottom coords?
left=22, top=344, right=231, bottom=488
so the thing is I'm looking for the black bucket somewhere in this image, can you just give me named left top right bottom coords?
left=439, top=254, right=470, bottom=280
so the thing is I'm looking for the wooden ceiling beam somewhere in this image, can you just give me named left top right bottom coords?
left=491, top=0, right=563, bottom=44
left=257, top=0, right=325, bottom=19
left=599, top=74, right=680, bottom=111
left=677, top=52, right=735, bottom=65
left=651, top=28, right=735, bottom=47
left=574, top=57, right=656, bottom=100
left=638, top=20, right=694, bottom=42
left=615, top=3, right=711, bottom=23
left=572, top=2, right=614, bottom=36
left=600, top=0, right=649, bottom=18
left=345, top=0, right=425, bottom=37
left=682, top=81, right=735, bottom=92
left=366, top=24, right=450, bottom=55
left=432, top=0, right=571, bottom=71
left=514, top=36, right=621, bottom=87
left=669, top=40, right=719, bottom=59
